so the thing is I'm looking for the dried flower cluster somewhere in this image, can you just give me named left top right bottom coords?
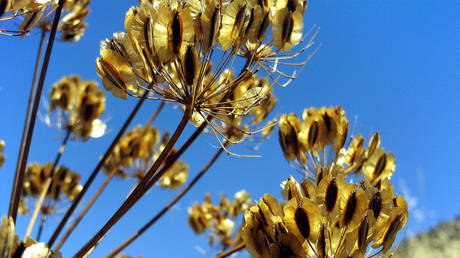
left=96, top=0, right=311, bottom=150
left=103, top=125, right=160, bottom=179
left=0, top=216, right=62, bottom=258
left=0, top=0, right=91, bottom=40
left=0, top=140, right=5, bottom=169
left=22, top=162, right=82, bottom=202
left=48, top=75, right=106, bottom=141
left=188, top=190, right=252, bottom=250
left=241, top=106, right=408, bottom=257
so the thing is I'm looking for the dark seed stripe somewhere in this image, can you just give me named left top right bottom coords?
left=294, top=207, right=310, bottom=239
left=358, top=215, right=369, bottom=252
left=325, top=178, right=338, bottom=212
left=172, top=12, right=182, bottom=54
left=281, top=12, right=294, bottom=45
left=374, top=153, right=387, bottom=178
left=369, top=192, right=382, bottom=219
left=308, top=121, right=319, bottom=146
left=343, top=191, right=357, bottom=226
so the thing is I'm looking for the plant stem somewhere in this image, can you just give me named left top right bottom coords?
left=25, top=178, right=51, bottom=238
left=36, top=213, right=47, bottom=241
left=146, top=101, right=165, bottom=127
left=13, top=29, right=46, bottom=197
left=215, top=243, right=245, bottom=258
left=25, top=128, right=71, bottom=238
left=8, top=9, right=65, bottom=221
left=54, top=101, right=165, bottom=250
left=48, top=92, right=149, bottom=247
left=106, top=143, right=227, bottom=257
left=75, top=110, right=190, bottom=257
left=54, top=168, right=118, bottom=251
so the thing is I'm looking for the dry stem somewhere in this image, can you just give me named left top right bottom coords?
left=106, top=143, right=227, bottom=257
left=47, top=93, right=150, bottom=247
left=75, top=109, right=191, bottom=257
left=9, top=0, right=65, bottom=222
left=216, top=243, right=246, bottom=258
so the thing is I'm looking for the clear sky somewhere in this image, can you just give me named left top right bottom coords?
left=0, top=0, right=459, bottom=257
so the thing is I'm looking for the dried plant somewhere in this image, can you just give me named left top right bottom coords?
left=0, top=0, right=412, bottom=257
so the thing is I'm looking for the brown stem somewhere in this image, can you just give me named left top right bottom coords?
left=25, top=178, right=51, bottom=238
left=75, top=110, right=190, bottom=257
left=13, top=29, right=46, bottom=197
left=48, top=92, right=148, bottom=248
left=106, top=143, right=227, bottom=257
left=216, top=243, right=245, bottom=258
left=36, top=213, right=47, bottom=241
left=25, top=128, right=71, bottom=238
left=8, top=4, right=65, bottom=222
left=54, top=168, right=118, bottom=251
left=146, top=101, right=165, bottom=127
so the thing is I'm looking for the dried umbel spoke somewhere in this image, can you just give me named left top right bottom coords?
left=47, top=75, right=106, bottom=141
left=239, top=106, right=408, bottom=257
left=187, top=191, right=253, bottom=251
left=1, top=0, right=90, bottom=39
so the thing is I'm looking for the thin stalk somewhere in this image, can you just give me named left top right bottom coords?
left=8, top=0, right=64, bottom=223
left=8, top=0, right=65, bottom=223
left=14, top=29, right=46, bottom=191
left=75, top=110, right=191, bottom=257
left=48, top=92, right=149, bottom=247
left=25, top=128, right=71, bottom=238
left=106, top=144, right=227, bottom=257
left=54, top=102, right=164, bottom=250
left=146, top=101, right=165, bottom=127
left=36, top=213, right=47, bottom=241
left=25, top=178, right=51, bottom=238
left=54, top=168, right=118, bottom=251
left=216, top=243, right=245, bottom=258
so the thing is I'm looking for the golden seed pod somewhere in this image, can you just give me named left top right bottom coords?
left=272, top=7, right=303, bottom=51
left=154, top=2, right=195, bottom=63
left=218, top=0, right=250, bottom=50
left=200, top=0, right=220, bottom=54
left=278, top=113, right=303, bottom=162
left=338, top=185, right=368, bottom=232
left=283, top=196, right=320, bottom=243
left=96, top=48, right=139, bottom=99
left=316, top=173, right=346, bottom=220
left=363, top=148, right=396, bottom=185
left=0, top=216, right=17, bottom=258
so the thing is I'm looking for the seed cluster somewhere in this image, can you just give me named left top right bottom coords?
left=21, top=162, right=82, bottom=202
left=96, top=0, right=312, bottom=150
left=102, top=125, right=160, bottom=179
left=48, top=75, right=106, bottom=141
left=187, top=190, right=252, bottom=250
left=1, top=0, right=90, bottom=40
left=242, top=106, right=408, bottom=257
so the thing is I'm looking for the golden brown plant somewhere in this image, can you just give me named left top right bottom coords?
left=0, top=0, right=90, bottom=39
left=188, top=191, right=252, bottom=251
left=47, top=75, right=106, bottom=141
left=241, top=106, right=408, bottom=257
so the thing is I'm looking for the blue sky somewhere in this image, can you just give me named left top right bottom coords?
left=0, top=0, right=459, bottom=257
